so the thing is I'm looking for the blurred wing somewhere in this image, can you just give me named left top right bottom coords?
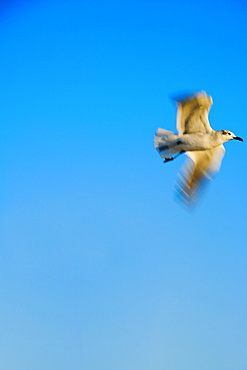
left=175, top=91, right=213, bottom=135
left=176, top=145, right=225, bottom=205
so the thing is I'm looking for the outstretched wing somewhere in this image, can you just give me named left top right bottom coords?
left=175, top=145, right=225, bottom=205
left=174, top=91, right=213, bottom=135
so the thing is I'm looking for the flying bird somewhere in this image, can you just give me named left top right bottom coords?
left=154, top=91, right=243, bottom=205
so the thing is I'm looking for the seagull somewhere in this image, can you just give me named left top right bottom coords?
left=154, top=91, right=243, bottom=204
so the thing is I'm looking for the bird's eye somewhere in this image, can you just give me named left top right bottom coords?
left=228, top=133, right=231, bottom=135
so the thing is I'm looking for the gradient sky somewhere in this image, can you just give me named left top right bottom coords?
left=0, top=1, right=247, bottom=369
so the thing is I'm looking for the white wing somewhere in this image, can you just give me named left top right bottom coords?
left=176, top=145, right=225, bottom=204
left=175, top=91, right=213, bottom=135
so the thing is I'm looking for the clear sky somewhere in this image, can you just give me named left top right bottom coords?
left=0, top=0, right=247, bottom=369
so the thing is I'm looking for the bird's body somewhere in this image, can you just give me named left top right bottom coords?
left=154, top=91, right=243, bottom=204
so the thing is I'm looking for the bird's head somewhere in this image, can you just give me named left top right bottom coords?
left=220, top=130, right=244, bottom=143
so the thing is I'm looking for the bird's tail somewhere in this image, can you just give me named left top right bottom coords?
left=154, top=128, right=180, bottom=159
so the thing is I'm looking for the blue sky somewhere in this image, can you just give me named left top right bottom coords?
left=0, top=0, right=247, bottom=369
